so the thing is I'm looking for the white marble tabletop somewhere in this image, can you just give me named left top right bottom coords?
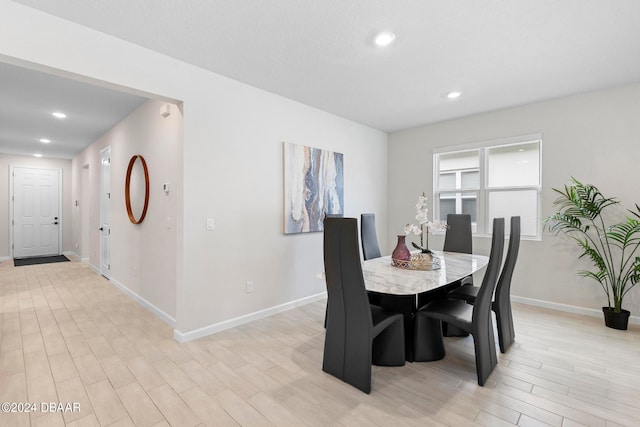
left=362, top=251, right=489, bottom=295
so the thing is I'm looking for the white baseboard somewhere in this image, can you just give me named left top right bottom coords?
left=63, top=251, right=80, bottom=261
left=512, top=295, right=640, bottom=325
left=65, top=252, right=90, bottom=263
left=109, top=278, right=176, bottom=328
left=174, top=292, right=327, bottom=343
left=87, top=263, right=100, bottom=274
left=0, top=256, right=11, bottom=262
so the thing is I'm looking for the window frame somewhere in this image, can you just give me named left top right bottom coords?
left=433, top=133, right=542, bottom=240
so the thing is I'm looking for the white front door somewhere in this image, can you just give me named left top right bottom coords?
left=12, top=166, right=61, bottom=258
left=100, top=147, right=111, bottom=278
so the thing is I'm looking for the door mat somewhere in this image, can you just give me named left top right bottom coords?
left=14, top=255, right=70, bottom=267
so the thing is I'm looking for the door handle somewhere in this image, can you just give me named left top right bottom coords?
left=52, top=221, right=58, bottom=225
left=99, top=227, right=104, bottom=231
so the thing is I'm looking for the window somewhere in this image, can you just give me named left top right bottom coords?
left=433, top=135, right=541, bottom=238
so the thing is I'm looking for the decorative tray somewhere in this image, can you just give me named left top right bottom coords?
left=392, top=253, right=441, bottom=270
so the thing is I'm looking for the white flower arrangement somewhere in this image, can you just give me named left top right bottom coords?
left=404, top=192, right=447, bottom=252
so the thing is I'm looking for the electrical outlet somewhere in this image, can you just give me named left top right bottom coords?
left=246, top=281, right=254, bottom=293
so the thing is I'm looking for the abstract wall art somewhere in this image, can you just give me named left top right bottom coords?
left=283, top=142, right=344, bottom=234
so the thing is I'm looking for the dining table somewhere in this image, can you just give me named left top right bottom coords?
left=362, top=251, right=489, bottom=361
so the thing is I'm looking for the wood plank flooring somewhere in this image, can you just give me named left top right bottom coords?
left=1, top=259, right=639, bottom=426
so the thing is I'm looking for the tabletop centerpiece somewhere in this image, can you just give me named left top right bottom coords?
left=392, top=192, right=447, bottom=270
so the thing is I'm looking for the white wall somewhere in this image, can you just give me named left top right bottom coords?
left=71, top=99, right=182, bottom=320
left=389, top=83, right=640, bottom=315
left=179, top=72, right=388, bottom=333
left=0, top=3, right=387, bottom=336
left=0, top=154, right=72, bottom=260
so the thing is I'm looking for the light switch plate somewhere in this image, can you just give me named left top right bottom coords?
left=206, top=218, right=215, bottom=230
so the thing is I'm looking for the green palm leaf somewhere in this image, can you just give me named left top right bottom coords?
left=576, top=239, right=607, bottom=272
left=607, top=220, right=640, bottom=248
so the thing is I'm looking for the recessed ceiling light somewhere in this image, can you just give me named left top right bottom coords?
left=447, top=91, right=462, bottom=99
left=374, top=31, right=396, bottom=47
left=34, top=153, right=43, bottom=158
left=39, top=138, right=51, bottom=143
left=52, top=112, right=67, bottom=119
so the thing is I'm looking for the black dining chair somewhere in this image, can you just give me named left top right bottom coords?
left=323, top=217, right=405, bottom=393
left=360, top=213, right=385, bottom=307
left=324, top=213, right=382, bottom=327
left=361, top=213, right=382, bottom=261
left=448, top=216, right=520, bottom=353
left=424, top=213, right=474, bottom=336
left=413, top=218, right=505, bottom=386
left=443, top=213, right=473, bottom=287
left=443, top=213, right=473, bottom=254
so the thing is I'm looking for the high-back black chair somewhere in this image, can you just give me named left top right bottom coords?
left=443, top=214, right=473, bottom=254
left=449, top=216, right=521, bottom=352
left=413, top=218, right=505, bottom=386
left=443, top=213, right=473, bottom=286
left=361, top=213, right=382, bottom=260
left=360, top=213, right=385, bottom=306
left=423, top=213, right=473, bottom=336
left=324, top=213, right=381, bottom=327
left=323, top=217, right=405, bottom=393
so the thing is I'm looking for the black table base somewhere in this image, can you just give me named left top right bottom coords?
left=372, top=282, right=468, bottom=362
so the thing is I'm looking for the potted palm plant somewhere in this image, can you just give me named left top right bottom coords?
left=544, top=177, right=640, bottom=330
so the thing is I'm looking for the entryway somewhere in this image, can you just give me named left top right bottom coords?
left=10, top=166, right=62, bottom=258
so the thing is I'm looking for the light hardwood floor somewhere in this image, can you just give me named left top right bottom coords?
left=1, top=259, right=640, bottom=426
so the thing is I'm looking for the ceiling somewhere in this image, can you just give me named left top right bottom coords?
left=0, top=61, right=148, bottom=159
left=5, top=1, right=640, bottom=159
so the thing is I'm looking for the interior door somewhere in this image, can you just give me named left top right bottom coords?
left=12, top=166, right=61, bottom=258
left=100, top=147, right=111, bottom=278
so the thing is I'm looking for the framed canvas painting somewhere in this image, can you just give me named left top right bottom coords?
left=283, top=142, right=344, bottom=234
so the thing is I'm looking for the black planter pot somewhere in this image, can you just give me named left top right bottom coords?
left=602, top=307, right=630, bottom=330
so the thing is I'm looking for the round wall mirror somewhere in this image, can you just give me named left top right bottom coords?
left=125, top=155, right=149, bottom=224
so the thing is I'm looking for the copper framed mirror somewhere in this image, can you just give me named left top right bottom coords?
left=125, top=155, right=149, bottom=224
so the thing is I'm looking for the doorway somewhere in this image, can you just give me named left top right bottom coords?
left=100, top=147, right=111, bottom=278
left=81, top=164, right=90, bottom=260
left=10, top=166, right=62, bottom=258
